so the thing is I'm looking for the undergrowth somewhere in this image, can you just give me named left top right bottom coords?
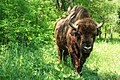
left=0, top=38, right=120, bottom=80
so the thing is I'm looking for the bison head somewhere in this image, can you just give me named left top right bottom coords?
left=69, top=17, right=104, bottom=53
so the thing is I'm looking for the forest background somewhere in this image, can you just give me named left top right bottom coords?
left=0, top=0, right=120, bottom=80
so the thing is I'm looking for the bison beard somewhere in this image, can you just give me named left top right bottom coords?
left=54, top=5, right=104, bottom=75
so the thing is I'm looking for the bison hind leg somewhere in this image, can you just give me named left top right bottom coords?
left=63, top=50, right=69, bottom=65
left=56, top=45, right=63, bottom=64
left=70, top=54, right=75, bottom=67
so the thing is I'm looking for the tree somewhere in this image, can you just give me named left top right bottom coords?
left=55, top=0, right=73, bottom=11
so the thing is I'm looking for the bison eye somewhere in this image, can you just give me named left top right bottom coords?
left=77, top=35, right=81, bottom=39
left=70, top=31, right=82, bottom=37
left=96, top=29, right=102, bottom=36
left=70, top=31, right=77, bottom=36
left=76, top=32, right=81, bottom=38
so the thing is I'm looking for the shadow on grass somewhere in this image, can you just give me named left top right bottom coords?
left=62, top=65, right=120, bottom=80
left=81, top=65, right=120, bottom=80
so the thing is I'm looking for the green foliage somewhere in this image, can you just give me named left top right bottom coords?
left=0, top=0, right=59, bottom=45
left=0, top=0, right=120, bottom=80
left=0, top=0, right=119, bottom=45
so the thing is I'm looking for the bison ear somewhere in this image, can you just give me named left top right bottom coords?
left=96, top=29, right=102, bottom=36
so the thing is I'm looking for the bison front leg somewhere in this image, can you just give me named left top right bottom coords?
left=70, top=54, right=79, bottom=73
left=56, top=45, right=63, bottom=64
left=71, top=54, right=82, bottom=75
left=78, top=56, right=88, bottom=76
left=74, top=58, right=81, bottom=74
left=70, top=54, right=75, bottom=67
left=76, top=64, right=83, bottom=76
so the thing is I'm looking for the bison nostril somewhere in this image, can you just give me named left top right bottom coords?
left=84, top=46, right=92, bottom=50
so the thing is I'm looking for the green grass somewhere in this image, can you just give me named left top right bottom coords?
left=0, top=38, right=120, bottom=80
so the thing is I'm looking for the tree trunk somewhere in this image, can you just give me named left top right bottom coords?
left=110, top=26, right=113, bottom=39
left=69, top=0, right=73, bottom=6
left=56, top=0, right=60, bottom=10
left=56, top=0, right=73, bottom=11
left=105, top=26, right=107, bottom=41
left=61, top=0, right=65, bottom=10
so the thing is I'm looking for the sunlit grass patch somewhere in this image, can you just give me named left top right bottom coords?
left=84, top=41, right=120, bottom=79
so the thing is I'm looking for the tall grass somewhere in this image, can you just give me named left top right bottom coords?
left=0, top=38, right=120, bottom=80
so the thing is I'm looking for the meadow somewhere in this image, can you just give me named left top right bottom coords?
left=0, top=36, right=120, bottom=80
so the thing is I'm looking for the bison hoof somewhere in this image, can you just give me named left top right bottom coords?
left=76, top=70, right=82, bottom=76
left=75, top=71, right=82, bottom=76
left=58, top=60, right=62, bottom=64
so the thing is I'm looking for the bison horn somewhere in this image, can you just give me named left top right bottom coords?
left=66, top=11, right=75, bottom=22
left=65, top=12, right=78, bottom=29
left=97, top=16, right=104, bottom=28
left=67, top=6, right=72, bottom=14
left=66, top=12, right=78, bottom=29
left=69, top=22, right=78, bottom=29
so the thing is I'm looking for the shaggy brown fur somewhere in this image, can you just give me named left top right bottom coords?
left=67, top=5, right=90, bottom=23
left=54, top=5, right=104, bottom=75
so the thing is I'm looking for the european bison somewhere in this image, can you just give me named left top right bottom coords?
left=54, top=5, right=104, bottom=75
